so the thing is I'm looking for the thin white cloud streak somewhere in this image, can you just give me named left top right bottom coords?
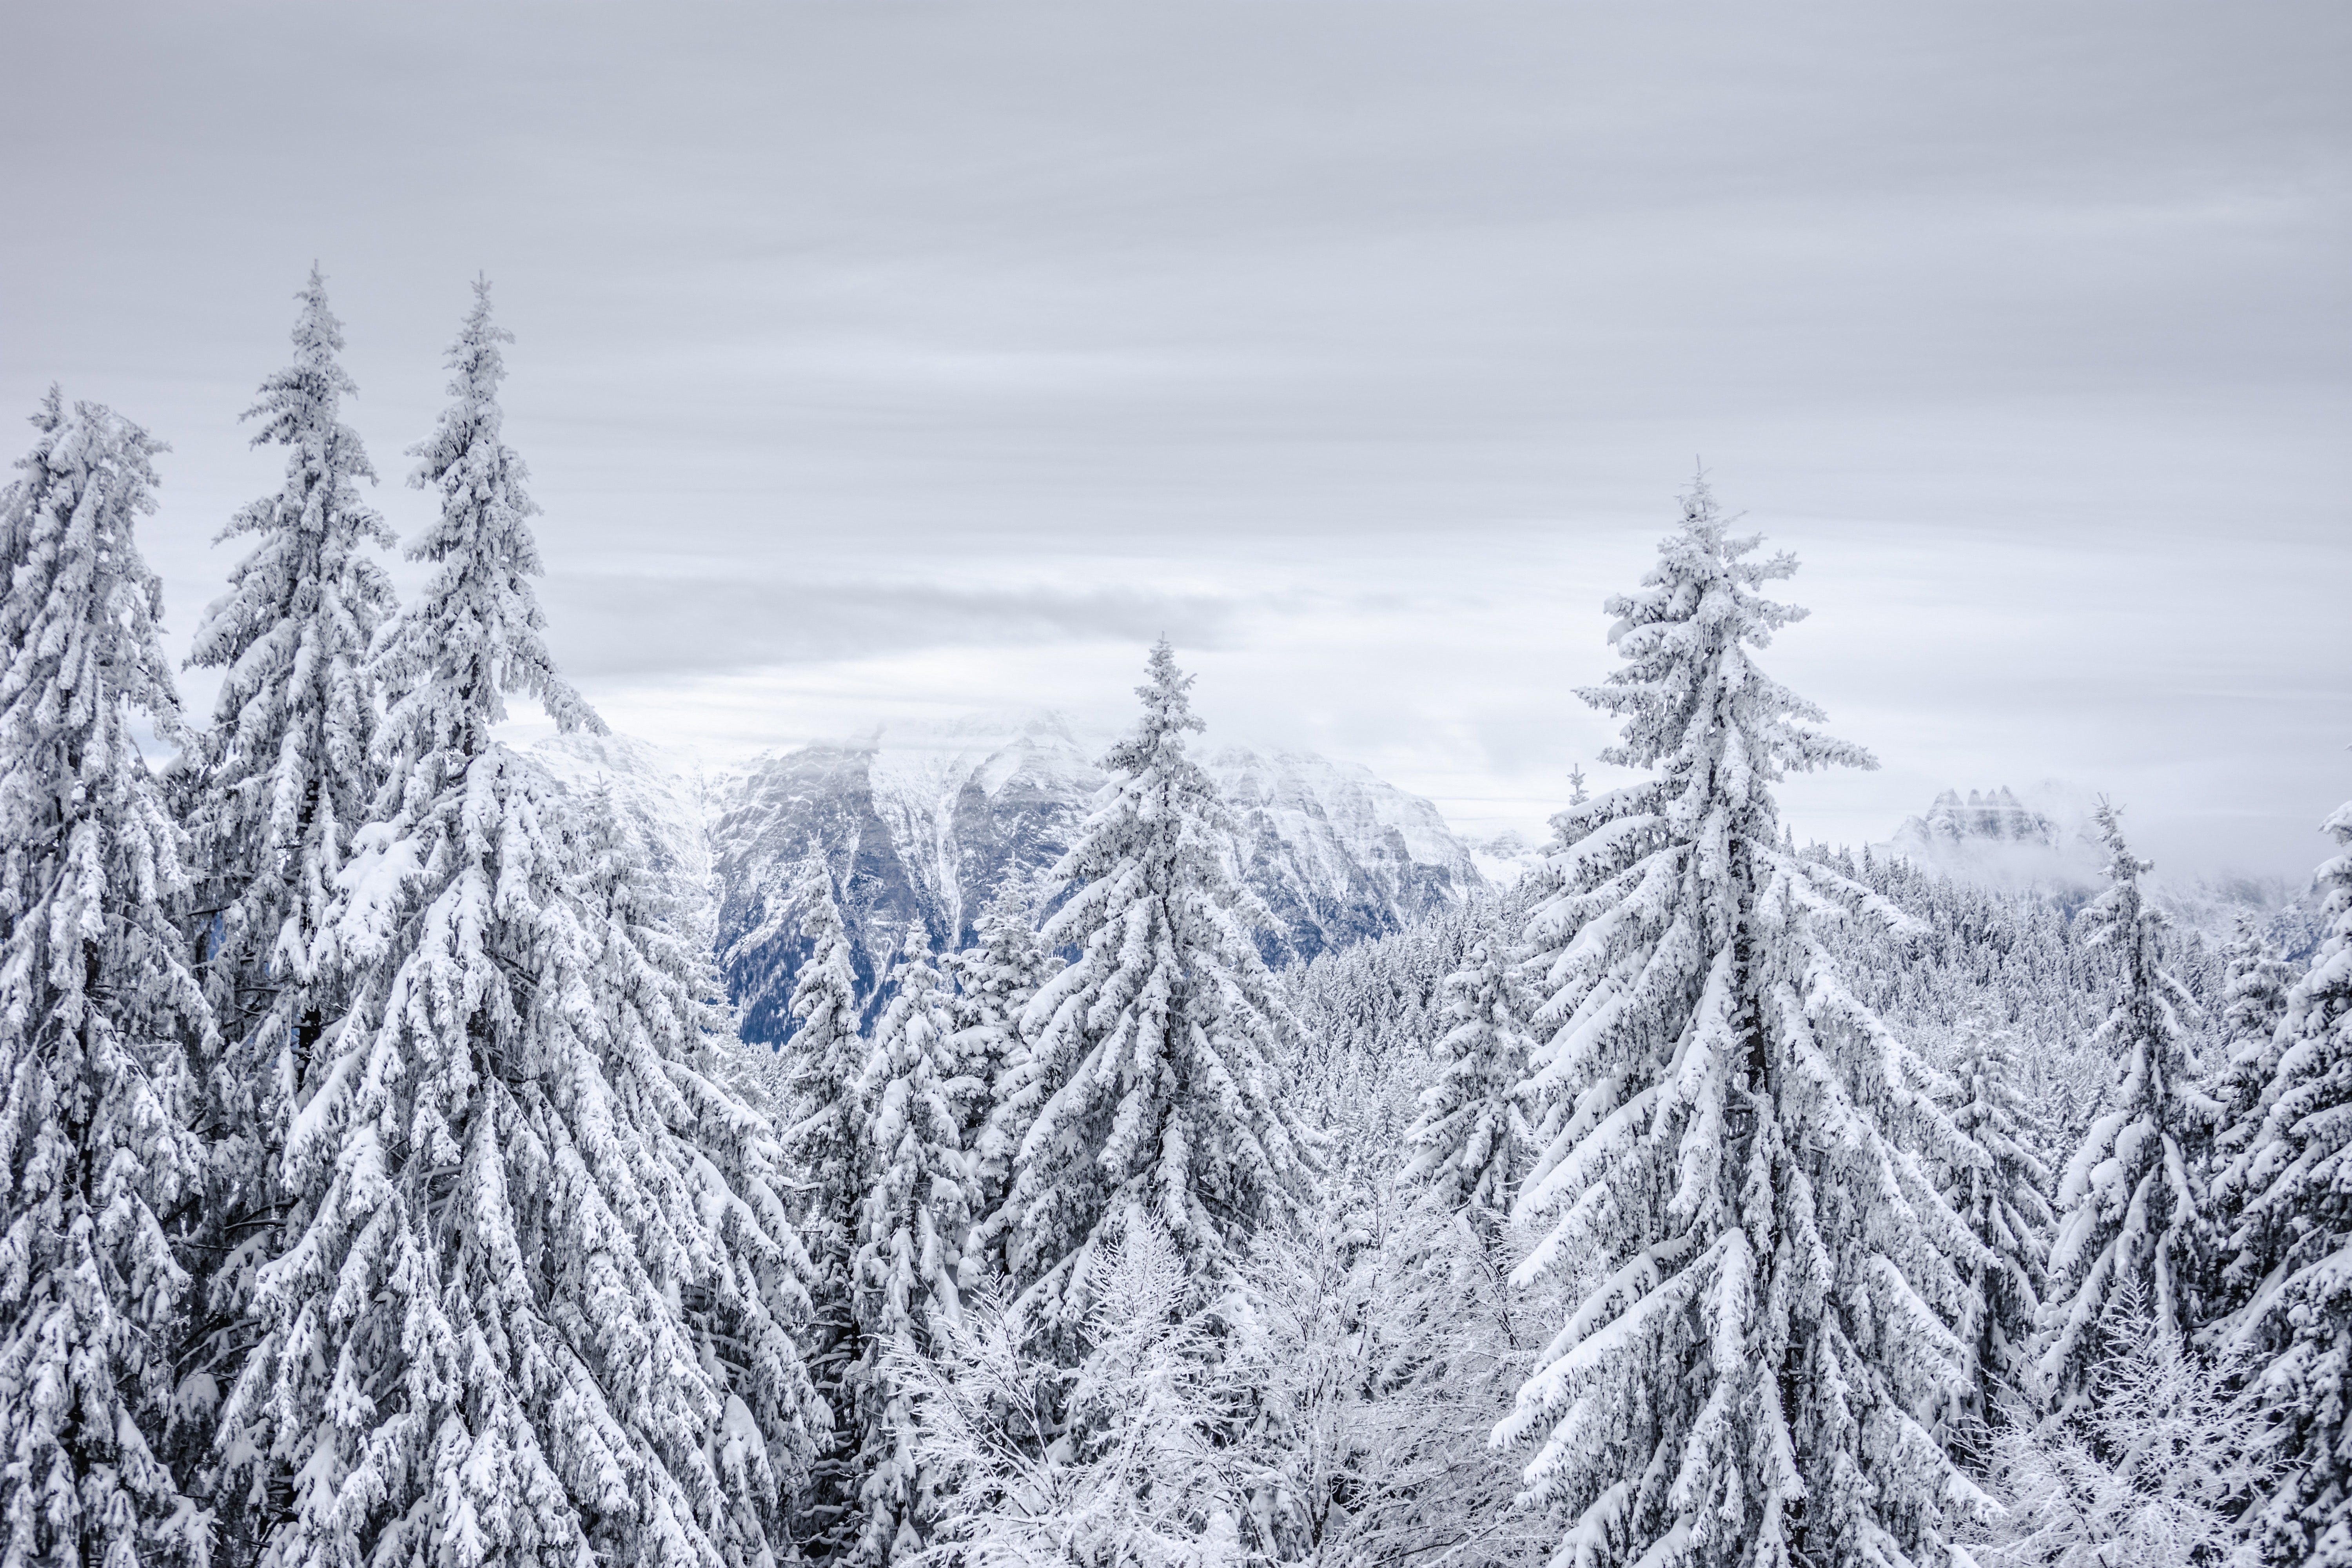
left=2, top=1, right=2345, bottom=878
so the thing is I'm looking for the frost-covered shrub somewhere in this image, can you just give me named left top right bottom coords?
left=1962, top=1290, right=2272, bottom=1568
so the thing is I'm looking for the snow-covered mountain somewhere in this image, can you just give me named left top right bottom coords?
left=532, top=712, right=1501, bottom=1046
left=1881, top=784, right=2323, bottom=956
left=1887, top=786, right=2101, bottom=896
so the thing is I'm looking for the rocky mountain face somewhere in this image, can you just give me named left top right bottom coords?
left=531, top=712, right=1499, bottom=1047
left=1895, top=786, right=2064, bottom=853
left=703, top=713, right=1106, bottom=1044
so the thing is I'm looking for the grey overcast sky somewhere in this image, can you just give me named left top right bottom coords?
left=4, top=2, right=2347, bottom=878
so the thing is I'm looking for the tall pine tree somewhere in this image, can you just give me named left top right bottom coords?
left=1937, top=1019, right=2053, bottom=1433
left=2202, top=915, right=2298, bottom=1346
left=1402, top=938, right=1528, bottom=1246
left=219, top=281, right=812, bottom=1567
left=179, top=269, right=399, bottom=1534
left=948, top=877, right=1056, bottom=1277
left=777, top=860, right=868, bottom=1557
left=0, top=392, right=211, bottom=1566
left=1004, top=641, right=1311, bottom=1331
left=850, top=928, right=971, bottom=1564
left=1497, top=478, right=1983, bottom=1568
left=187, top=263, right=396, bottom=1106
left=2223, top=793, right=2352, bottom=1564
left=570, top=783, right=825, bottom=1562
left=2039, top=804, right=2217, bottom=1410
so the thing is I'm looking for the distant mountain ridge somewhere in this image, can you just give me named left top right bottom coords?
left=1882, top=782, right=2323, bottom=958
left=532, top=711, right=1500, bottom=1046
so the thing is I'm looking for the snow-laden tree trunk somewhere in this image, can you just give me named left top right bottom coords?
left=178, top=269, right=400, bottom=1545
left=1499, top=478, right=1985, bottom=1568
left=1401, top=938, right=1529, bottom=1246
left=2039, top=804, right=2218, bottom=1411
left=1004, top=641, right=1312, bottom=1334
left=0, top=391, right=212, bottom=1567
left=218, top=282, right=815, bottom=1568
left=2221, top=793, right=2352, bottom=1564
left=851, top=929, right=972, bottom=1564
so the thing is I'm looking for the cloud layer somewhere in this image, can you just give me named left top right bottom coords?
left=3, top=2, right=2345, bottom=878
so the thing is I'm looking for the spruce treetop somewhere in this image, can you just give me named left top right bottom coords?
left=377, top=277, right=601, bottom=777
left=1577, top=474, right=1873, bottom=830
left=1070, top=636, right=1227, bottom=877
left=0, top=389, right=181, bottom=772
left=195, top=264, right=394, bottom=691
left=186, top=266, right=397, bottom=998
left=226, top=265, right=385, bottom=505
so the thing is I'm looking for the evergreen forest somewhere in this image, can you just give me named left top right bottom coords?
left=4, top=274, right=2347, bottom=1568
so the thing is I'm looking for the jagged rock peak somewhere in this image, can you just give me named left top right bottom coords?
left=1897, top=786, right=2061, bottom=850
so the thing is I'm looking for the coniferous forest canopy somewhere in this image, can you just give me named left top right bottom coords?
left=2, top=267, right=2347, bottom=1568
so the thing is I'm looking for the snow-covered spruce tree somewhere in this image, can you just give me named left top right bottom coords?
left=2201, top=916, right=2298, bottom=1329
left=947, top=877, right=1058, bottom=1276
left=218, top=281, right=812, bottom=1567
left=185, top=264, right=396, bottom=1081
left=2038, top=804, right=2217, bottom=1412
left=571, top=782, right=826, bottom=1559
left=1402, top=938, right=1529, bottom=1246
left=0, top=392, right=211, bottom=1566
left=1004, top=640, right=1312, bottom=1333
left=2210, top=918, right=2296, bottom=1156
left=1938, top=1019, right=2054, bottom=1433
left=777, top=858, right=869, bottom=1555
left=1512, top=766, right=1608, bottom=1216
left=1497, top=478, right=1984, bottom=1568
left=2221, top=793, right=2352, bottom=1564
left=851, top=927, right=973, bottom=1564
left=178, top=269, right=399, bottom=1515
